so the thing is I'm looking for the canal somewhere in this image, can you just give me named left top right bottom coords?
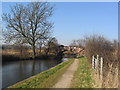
left=2, top=59, right=64, bottom=88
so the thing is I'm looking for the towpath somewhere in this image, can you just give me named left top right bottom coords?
left=52, top=59, right=79, bottom=88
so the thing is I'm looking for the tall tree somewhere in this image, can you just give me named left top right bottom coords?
left=3, top=2, right=54, bottom=59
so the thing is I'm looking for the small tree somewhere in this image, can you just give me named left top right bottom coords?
left=44, top=37, right=58, bottom=56
left=3, top=2, right=54, bottom=59
left=12, top=44, right=30, bottom=56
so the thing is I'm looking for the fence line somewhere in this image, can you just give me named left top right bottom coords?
left=92, top=55, right=103, bottom=87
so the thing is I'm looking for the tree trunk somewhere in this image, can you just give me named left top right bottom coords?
left=32, top=44, right=36, bottom=59
left=20, top=49, right=22, bottom=56
left=46, top=47, right=50, bottom=56
left=39, top=44, right=42, bottom=56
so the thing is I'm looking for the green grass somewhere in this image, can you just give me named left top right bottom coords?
left=71, top=56, right=94, bottom=88
left=10, top=59, right=74, bottom=88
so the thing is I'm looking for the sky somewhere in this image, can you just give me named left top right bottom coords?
left=2, top=2, right=118, bottom=45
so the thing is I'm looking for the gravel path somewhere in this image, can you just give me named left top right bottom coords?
left=52, top=59, right=79, bottom=88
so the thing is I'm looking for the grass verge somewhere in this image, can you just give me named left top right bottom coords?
left=9, top=59, right=74, bottom=88
left=71, top=56, right=94, bottom=88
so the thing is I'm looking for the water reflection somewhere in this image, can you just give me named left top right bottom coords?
left=2, top=59, right=61, bottom=88
left=62, top=58, right=68, bottom=62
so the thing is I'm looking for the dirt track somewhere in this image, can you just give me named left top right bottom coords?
left=52, top=59, right=79, bottom=88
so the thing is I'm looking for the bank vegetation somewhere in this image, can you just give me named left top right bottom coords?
left=9, top=58, right=73, bottom=88
left=70, top=35, right=119, bottom=88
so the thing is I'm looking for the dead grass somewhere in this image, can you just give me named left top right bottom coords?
left=2, top=49, right=20, bottom=55
left=103, top=67, right=118, bottom=88
left=93, top=64, right=118, bottom=88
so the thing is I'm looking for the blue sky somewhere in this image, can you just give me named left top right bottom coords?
left=2, top=2, right=118, bottom=45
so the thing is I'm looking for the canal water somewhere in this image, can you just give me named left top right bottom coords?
left=2, top=59, right=65, bottom=88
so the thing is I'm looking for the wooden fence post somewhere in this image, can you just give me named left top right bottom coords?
left=95, top=55, right=99, bottom=69
left=96, top=55, right=99, bottom=71
left=96, top=55, right=99, bottom=67
left=97, top=54, right=99, bottom=60
left=92, top=56, right=95, bottom=69
left=100, top=57, right=103, bottom=87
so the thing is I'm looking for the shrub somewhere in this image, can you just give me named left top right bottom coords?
left=84, top=35, right=119, bottom=88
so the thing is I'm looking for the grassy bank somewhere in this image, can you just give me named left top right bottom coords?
left=9, top=58, right=74, bottom=88
left=71, top=56, right=94, bottom=88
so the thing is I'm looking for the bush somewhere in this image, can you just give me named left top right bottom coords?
left=85, top=35, right=114, bottom=65
left=84, top=35, right=119, bottom=88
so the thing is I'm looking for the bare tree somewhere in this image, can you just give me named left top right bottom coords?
left=70, top=40, right=77, bottom=47
left=37, top=39, right=44, bottom=55
left=44, top=37, right=58, bottom=56
left=84, top=35, right=114, bottom=64
left=70, top=39, right=85, bottom=48
left=3, top=2, right=54, bottom=59
left=12, top=44, right=30, bottom=56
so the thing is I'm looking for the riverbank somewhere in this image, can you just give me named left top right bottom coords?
left=9, top=58, right=74, bottom=88
left=2, top=54, right=58, bottom=63
left=8, top=57, right=94, bottom=88
left=2, top=49, right=61, bottom=63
